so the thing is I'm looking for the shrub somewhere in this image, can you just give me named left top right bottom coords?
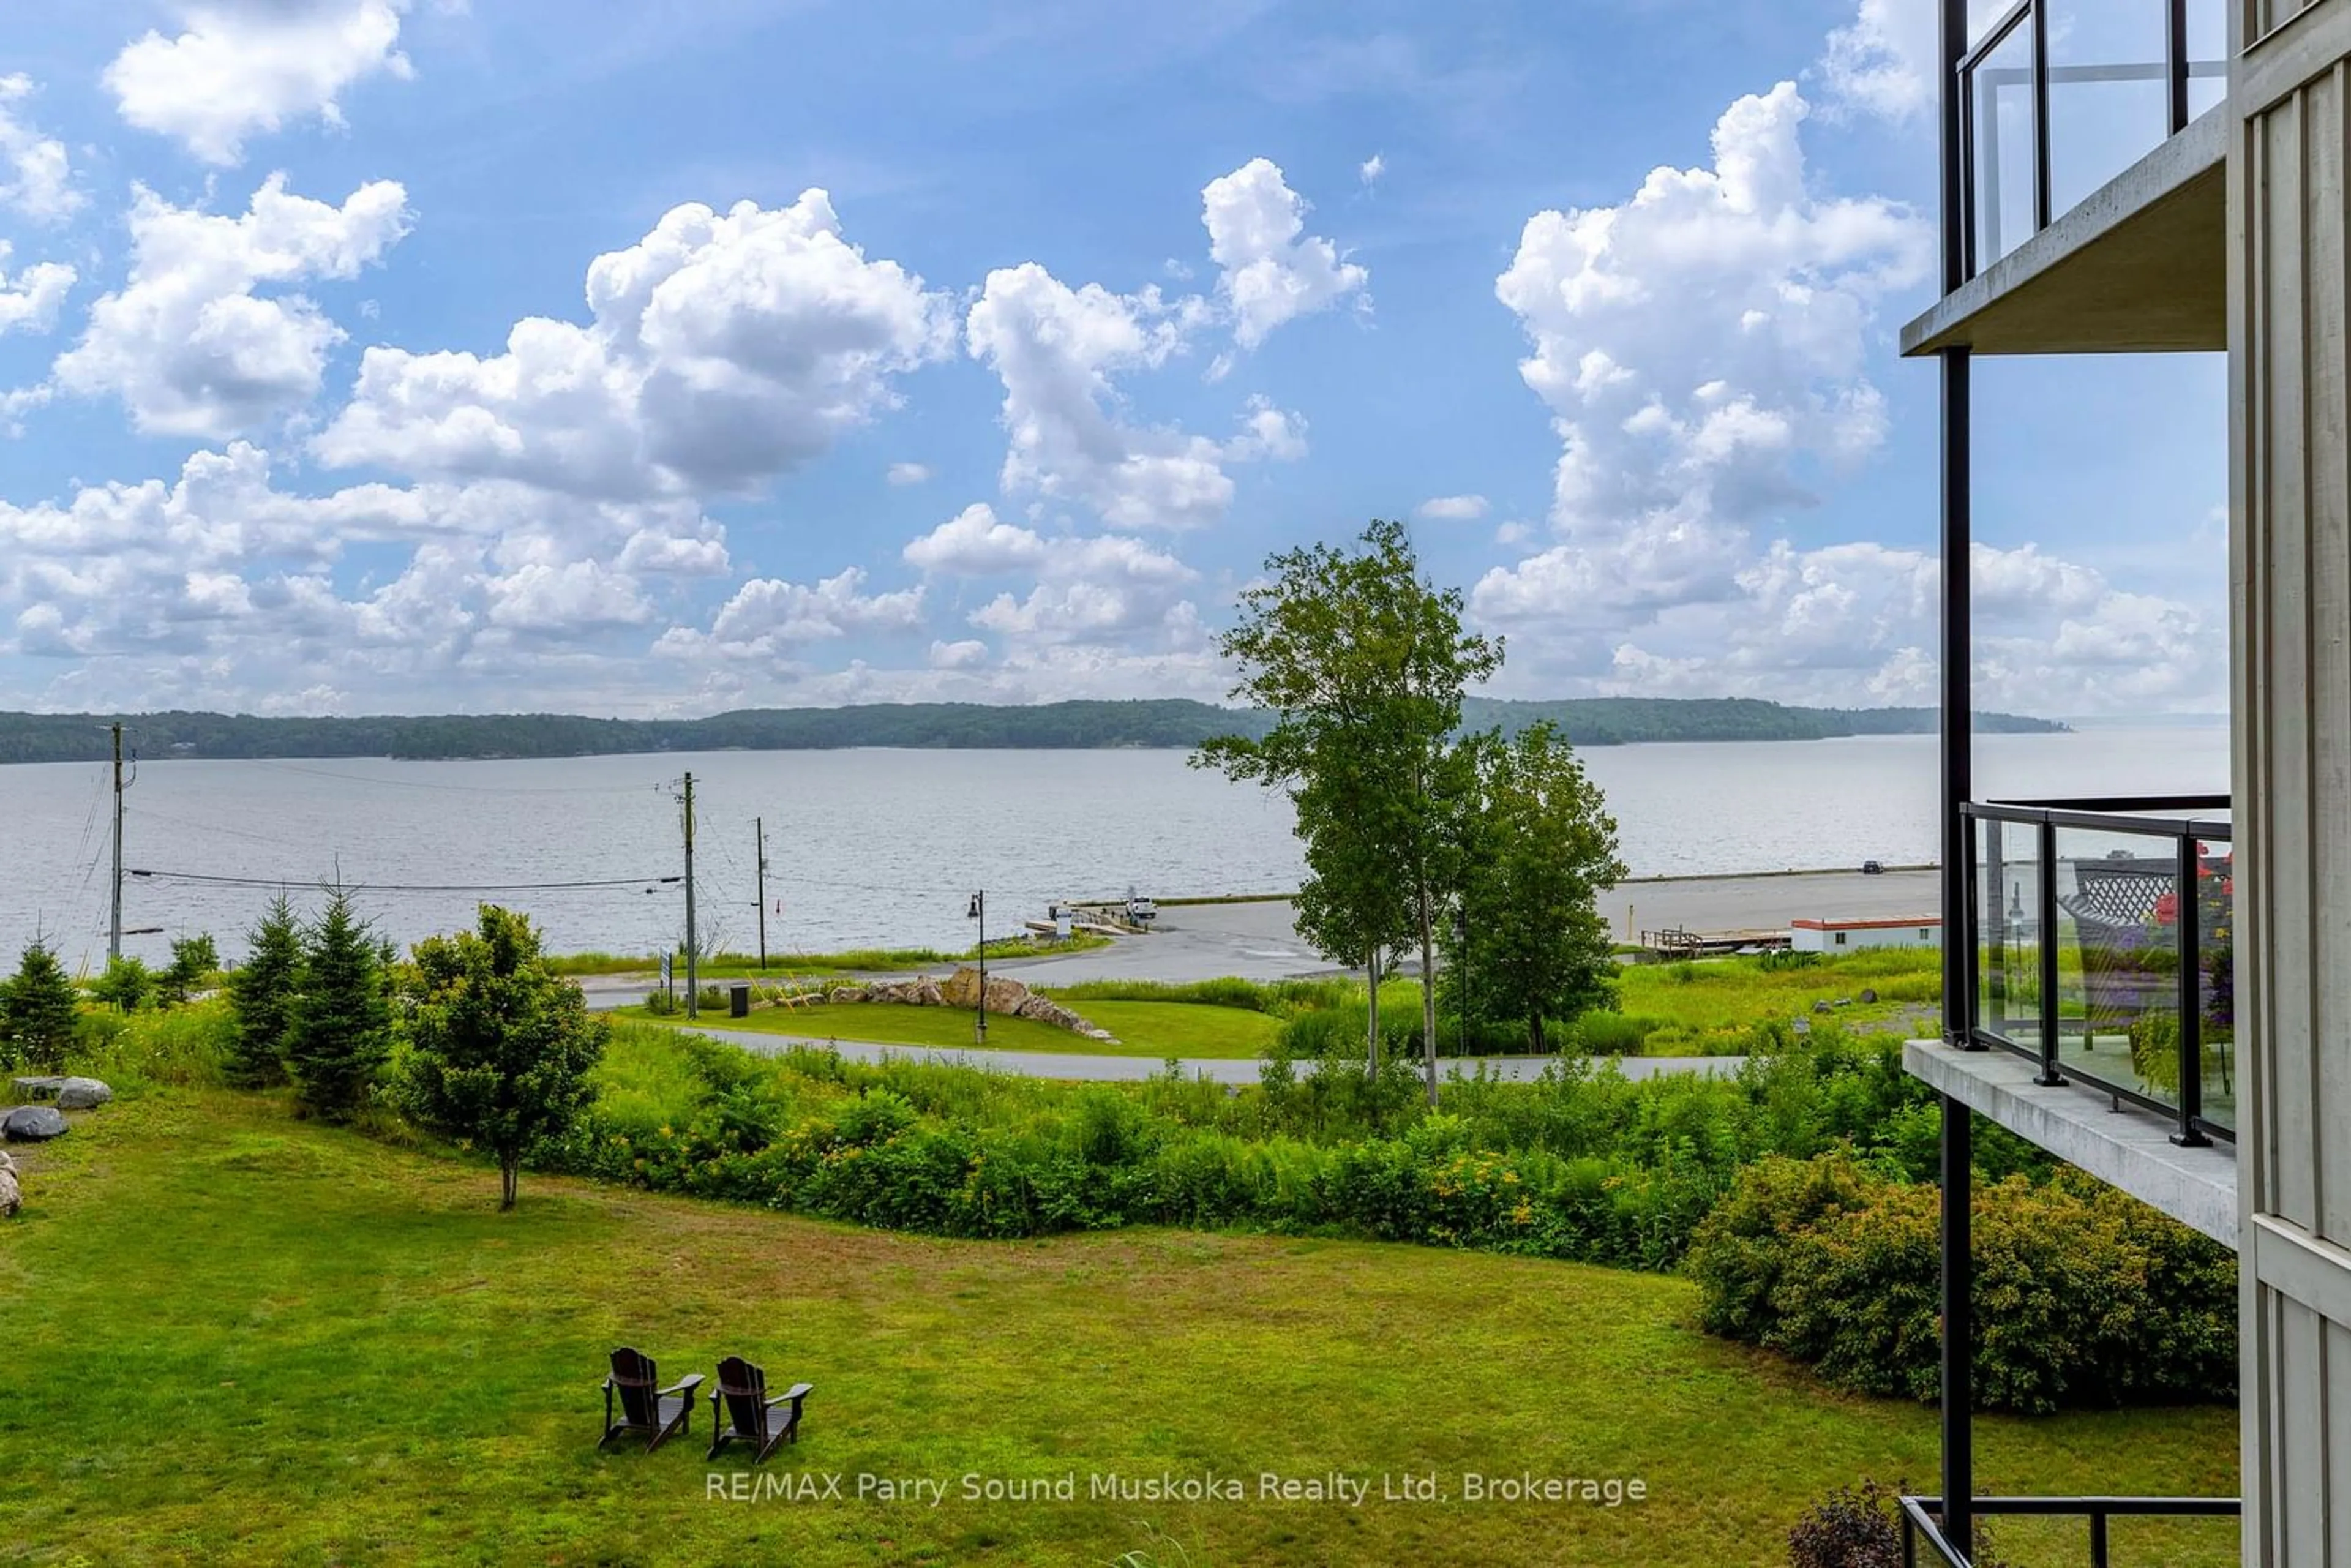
left=1785, top=1479, right=1904, bottom=1568
left=1687, top=1153, right=2237, bottom=1412
left=1567, top=1011, right=1662, bottom=1055
left=1785, top=1479, right=2012, bottom=1568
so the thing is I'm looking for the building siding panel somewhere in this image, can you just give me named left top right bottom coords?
left=2236, top=10, right=2351, bottom=1558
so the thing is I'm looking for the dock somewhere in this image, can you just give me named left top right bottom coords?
left=1638, top=926, right=1791, bottom=959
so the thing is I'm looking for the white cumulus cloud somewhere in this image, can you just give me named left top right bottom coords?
left=1418, top=494, right=1488, bottom=522
left=1201, top=157, right=1369, bottom=353
left=0, top=246, right=74, bottom=337
left=1490, top=80, right=1930, bottom=621
left=314, top=190, right=954, bottom=499
left=0, top=75, right=82, bottom=222
left=105, top=0, right=415, bottom=166
left=53, top=173, right=411, bottom=438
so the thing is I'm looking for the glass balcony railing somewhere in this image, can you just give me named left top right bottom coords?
left=1960, top=0, right=2227, bottom=276
left=1965, top=795, right=2233, bottom=1145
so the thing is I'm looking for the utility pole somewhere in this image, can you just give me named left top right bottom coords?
left=108, top=722, right=128, bottom=963
left=755, top=816, right=768, bottom=972
left=682, top=771, right=699, bottom=1019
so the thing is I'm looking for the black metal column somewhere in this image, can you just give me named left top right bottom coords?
left=1941, top=1093, right=1974, bottom=1560
left=1941, top=350, right=1972, bottom=1053
left=1937, top=1, right=1976, bottom=1558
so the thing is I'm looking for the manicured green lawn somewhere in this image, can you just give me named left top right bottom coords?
left=623, top=999, right=1278, bottom=1059
left=1046, top=999, right=1281, bottom=1057
left=0, top=1092, right=2239, bottom=1567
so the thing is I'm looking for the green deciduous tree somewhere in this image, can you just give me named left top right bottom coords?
left=227, top=896, right=302, bottom=1088
left=285, top=888, right=392, bottom=1122
left=1442, top=722, right=1627, bottom=1052
left=1197, top=520, right=1501, bottom=1100
left=394, top=904, right=608, bottom=1210
left=90, top=954, right=154, bottom=1013
left=0, top=939, right=80, bottom=1071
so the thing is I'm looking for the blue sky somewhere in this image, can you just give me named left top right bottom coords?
left=0, top=0, right=2226, bottom=716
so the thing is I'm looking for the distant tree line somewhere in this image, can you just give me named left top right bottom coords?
left=0, top=697, right=2064, bottom=765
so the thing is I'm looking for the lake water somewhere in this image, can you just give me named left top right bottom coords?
left=0, top=726, right=2230, bottom=971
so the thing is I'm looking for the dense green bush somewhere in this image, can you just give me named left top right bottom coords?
left=533, top=1019, right=2035, bottom=1282
left=1686, top=1152, right=2236, bottom=1413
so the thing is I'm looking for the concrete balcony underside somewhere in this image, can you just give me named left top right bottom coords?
left=1900, top=106, right=2226, bottom=358
left=1904, top=1039, right=2238, bottom=1247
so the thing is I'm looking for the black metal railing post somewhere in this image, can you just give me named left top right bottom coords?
left=2173, top=832, right=2210, bottom=1147
left=2091, top=1507, right=2110, bottom=1568
left=2029, top=0, right=2052, bottom=231
left=2036, top=816, right=2063, bottom=1085
left=1984, top=816, right=2005, bottom=1037
left=2166, top=0, right=2189, bottom=133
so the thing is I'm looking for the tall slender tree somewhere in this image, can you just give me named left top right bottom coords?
left=284, top=887, right=392, bottom=1122
left=227, top=895, right=302, bottom=1088
left=1196, top=519, right=1500, bottom=1098
left=1445, top=722, right=1627, bottom=1051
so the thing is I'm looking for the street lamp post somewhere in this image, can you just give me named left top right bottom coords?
left=967, top=891, right=987, bottom=1043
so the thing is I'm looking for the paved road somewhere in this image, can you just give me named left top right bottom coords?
left=577, top=867, right=1942, bottom=1001
left=980, top=867, right=1942, bottom=986
left=661, top=1023, right=1747, bottom=1085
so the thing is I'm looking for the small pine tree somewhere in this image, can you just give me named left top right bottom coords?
left=284, top=888, right=391, bottom=1122
left=158, top=934, right=221, bottom=1007
left=0, top=940, right=81, bottom=1071
left=396, top=905, right=608, bottom=1210
left=227, top=896, right=302, bottom=1088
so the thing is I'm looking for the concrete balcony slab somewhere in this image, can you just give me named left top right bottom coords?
left=1904, top=1038, right=2238, bottom=1247
left=1901, top=105, right=2225, bottom=358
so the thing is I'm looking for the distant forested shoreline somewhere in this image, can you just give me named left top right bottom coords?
left=0, top=697, right=2068, bottom=765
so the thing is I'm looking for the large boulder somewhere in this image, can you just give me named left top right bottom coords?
left=0, top=1149, right=16, bottom=1173
left=0, top=1166, right=17, bottom=1218
left=907, top=977, right=943, bottom=1008
left=10, top=1075, right=110, bottom=1109
left=2, top=1106, right=68, bottom=1142
left=982, top=974, right=1030, bottom=1015
left=938, top=967, right=980, bottom=1010
left=826, top=985, right=866, bottom=1004
left=56, top=1078, right=111, bottom=1110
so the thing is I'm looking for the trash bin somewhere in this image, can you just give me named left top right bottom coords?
left=728, top=982, right=751, bottom=1018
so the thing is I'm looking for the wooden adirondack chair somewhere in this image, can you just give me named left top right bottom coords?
left=706, top=1355, right=814, bottom=1463
left=600, top=1348, right=703, bottom=1452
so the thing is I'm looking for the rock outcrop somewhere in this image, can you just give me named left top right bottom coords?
left=842, top=967, right=1119, bottom=1042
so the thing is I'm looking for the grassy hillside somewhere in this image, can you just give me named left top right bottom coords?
left=0, top=1091, right=2236, bottom=1567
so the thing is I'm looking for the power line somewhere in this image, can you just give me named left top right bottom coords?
left=128, top=869, right=683, bottom=893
